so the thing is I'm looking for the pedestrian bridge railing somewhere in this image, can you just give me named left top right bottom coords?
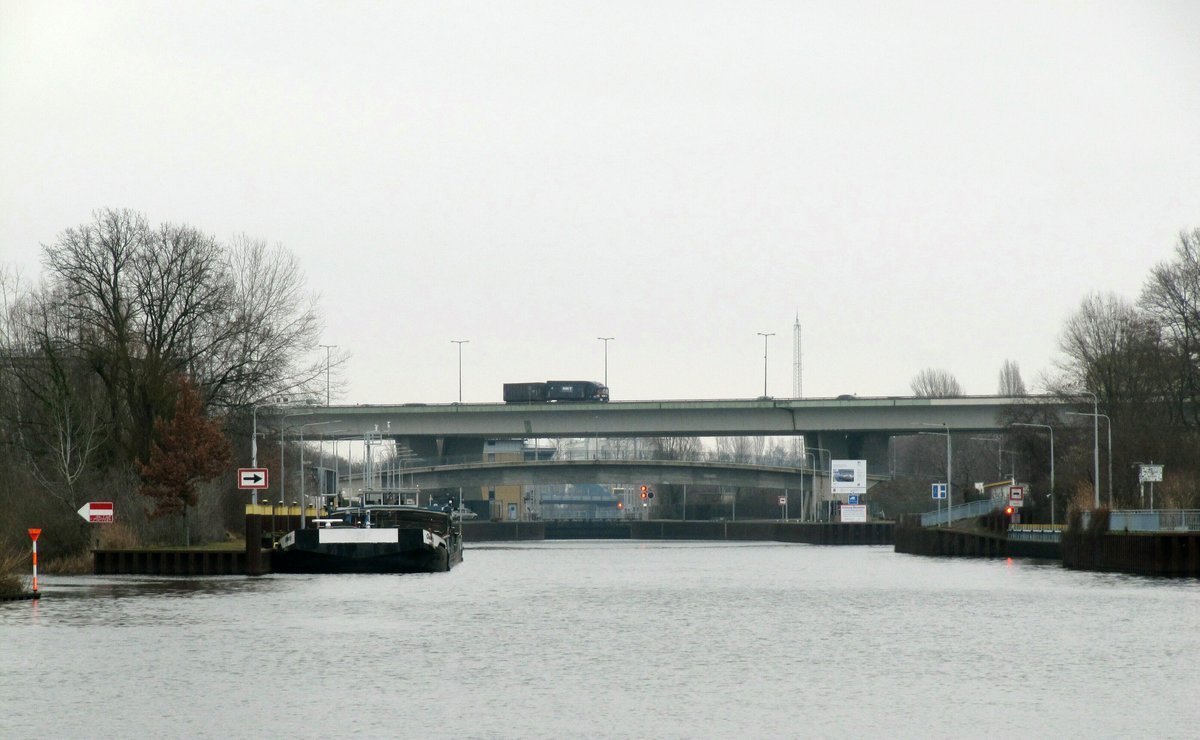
left=920, top=498, right=999, bottom=527
left=1083, top=509, right=1200, bottom=533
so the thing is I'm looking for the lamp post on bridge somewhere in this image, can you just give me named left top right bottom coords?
left=756, top=332, right=774, bottom=398
left=451, top=339, right=469, bottom=403
left=319, top=344, right=337, bottom=406
left=597, top=337, right=613, bottom=387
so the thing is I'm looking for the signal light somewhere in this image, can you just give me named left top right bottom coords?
left=1004, top=506, right=1015, bottom=517
left=640, top=485, right=648, bottom=499
left=617, top=501, right=624, bottom=510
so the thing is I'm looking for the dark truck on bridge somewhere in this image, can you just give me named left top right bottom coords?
left=503, top=380, right=610, bottom=403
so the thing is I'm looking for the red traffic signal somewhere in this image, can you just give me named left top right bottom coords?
left=1004, top=505, right=1015, bottom=517
left=640, top=485, right=648, bottom=499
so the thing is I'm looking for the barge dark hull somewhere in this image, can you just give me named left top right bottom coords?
left=273, top=527, right=462, bottom=574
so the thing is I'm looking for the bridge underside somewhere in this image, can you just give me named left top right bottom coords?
left=379, top=460, right=885, bottom=493
left=391, top=430, right=889, bottom=479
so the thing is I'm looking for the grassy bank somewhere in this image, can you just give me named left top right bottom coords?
left=0, top=551, right=28, bottom=594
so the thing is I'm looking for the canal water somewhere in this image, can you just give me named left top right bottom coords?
left=2, top=542, right=1199, bottom=738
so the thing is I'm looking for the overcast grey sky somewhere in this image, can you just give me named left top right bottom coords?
left=3, top=1, right=1199, bottom=404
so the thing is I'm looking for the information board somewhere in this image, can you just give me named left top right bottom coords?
left=840, top=504, right=867, bottom=523
left=831, top=459, right=867, bottom=494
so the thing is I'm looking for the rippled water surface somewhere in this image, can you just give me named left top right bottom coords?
left=3, top=542, right=1199, bottom=738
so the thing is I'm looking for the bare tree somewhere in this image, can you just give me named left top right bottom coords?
left=1140, top=228, right=1200, bottom=427
left=998, top=359, right=1027, bottom=396
left=37, top=210, right=330, bottom=464
left=910, top=368, right=964, bottom=397
left=1053, top=292, right=1165, bottom=409
left=713, top=436, right=765, bottom=463
left=648, top=436, right=701, bottom=461
left=1, top=281, right=111, bottom=509
left=200, top=235, right=333, bottom=411
left=1049, top=291, right=1177, bottom=506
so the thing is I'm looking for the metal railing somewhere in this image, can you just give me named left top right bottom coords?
left=1098, top=509, right=1200, bottom=533
left=1008, top=525, right=1063, bottom=543
left=920, top=498, right=999, bottom=527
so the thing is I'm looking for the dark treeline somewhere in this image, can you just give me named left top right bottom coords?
left=0, top=209, right=340, bottom=559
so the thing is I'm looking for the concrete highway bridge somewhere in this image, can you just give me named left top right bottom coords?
left=275, top=394, right=1076, bottom=473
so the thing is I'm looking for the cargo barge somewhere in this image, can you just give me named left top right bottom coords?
left=273, top=492, right=462, bottom=574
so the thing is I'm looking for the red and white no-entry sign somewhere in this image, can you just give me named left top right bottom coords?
left=77, top=501, right=114, bottom=523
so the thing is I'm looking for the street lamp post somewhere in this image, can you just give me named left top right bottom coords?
left=248, top=396, right=288, bottom=506
left=298, top=420, right=339, bottom=529
left=278, top=410, right=311, bottom=528
left=810, top=445, right=831, bottom=521
left=804, top=451, right=817, bottom=522
left=251, top=404, right=263, bottom=507
left=319, top=344, right=337, bottom=405
left=920, top=423, right=951, bottom=525
left=971, top=436, right=1003, bottom=479
left=1080, top=392, right=1100, bottom=508
left=451, top=340, right=469, bottom=403
left=757, top=332, right=774, bottom=397
left=597, top=337, right=613, bottom=387
left=1011, top=422, right=1054, bottom=525
left=1067, top=411, right=1112, bottom=508
left=1003, top=450, right=1020, bottom=482
left=278, top=410, right=337, bottom=529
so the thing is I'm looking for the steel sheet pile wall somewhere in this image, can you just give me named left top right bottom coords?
left=463, top=520, right=893, bottom=544
left=1062, top=530, right=1200, bottom=575
left=894, top=519, right=1008, bottom=558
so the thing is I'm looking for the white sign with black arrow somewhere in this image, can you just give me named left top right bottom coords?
left=238, top=468, right=270, bottom=490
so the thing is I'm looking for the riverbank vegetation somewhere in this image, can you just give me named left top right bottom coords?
left=0, top=550, right=26, bottom=594
left=2, top=212, right=1199, bottom=568
left=0, top=209, right=344, bottom=569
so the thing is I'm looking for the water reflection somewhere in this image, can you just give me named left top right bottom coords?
left=2, top=543, right=1199, bottom=738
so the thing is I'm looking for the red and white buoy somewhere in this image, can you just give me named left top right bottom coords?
left=28, top=529, right=41, bottom=592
